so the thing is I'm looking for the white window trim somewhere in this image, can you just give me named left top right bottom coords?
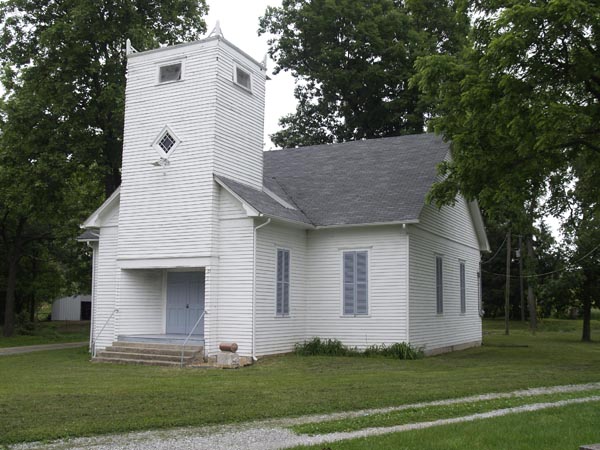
left=232, top=62, right=252, bottom=92
left=340, top=248, right=371, bottom=317
left=156, top=58, right=186, bottom=85
left=275, top=247, right=291, bottom=317
left=151, top=124, right=181, bottom=159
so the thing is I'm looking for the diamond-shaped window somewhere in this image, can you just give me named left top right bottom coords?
left=152, top=125, right=180, bottom=159
left=158, top=132, right=176, bottom=154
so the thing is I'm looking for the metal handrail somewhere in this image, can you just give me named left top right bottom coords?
left=180, top=310, right=206, bottom=367
left=91, top=308, right=118, bottom=357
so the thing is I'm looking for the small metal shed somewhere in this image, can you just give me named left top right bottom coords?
left=51, top=295, right=92, bottom=321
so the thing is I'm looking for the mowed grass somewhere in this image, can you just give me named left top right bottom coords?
left=0, top=321, right=89, bottom=348
left=0, top=319, right=599, bottom=445
left=291, top=400, right=600, bottom=450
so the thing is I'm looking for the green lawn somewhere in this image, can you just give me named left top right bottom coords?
left=0, top=319, right=598, bottom=445
left=292, top=400, right=600, bottom=450
left=0, top=321, right=89, bottom=348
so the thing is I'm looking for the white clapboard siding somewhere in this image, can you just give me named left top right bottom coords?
left=255, top=222, right=307, bottom=355
left=92, top=226, right=119, bottom=351
left=213, top=44, right=266, bottom=189
left=305, top=226, right=409, bottom=348
left=118, top=40, right=219, bottom=260
left=115, top=269, right=164, bottom=336
left=408, top=196, right=482, bottom=352
left=216, top=189, right=255, bottom=355
left=118, top=38, right=265, bottom=261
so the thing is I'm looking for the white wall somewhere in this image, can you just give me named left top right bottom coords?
left=408, top=197, right=482, bottom=352
left=91, top=226, right=119, bottom=351
left=213, top=42, right=266, bottom=189
left=255, top=222, right=307, bottom=355
left=213, top=188, right=255, bottom=356
left=115, top=269, right=164, bottom=337
left=305, top=226, right=409, bottom=348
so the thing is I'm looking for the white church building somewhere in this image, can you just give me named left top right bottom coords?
left=79, top=29, right=489, bottom=364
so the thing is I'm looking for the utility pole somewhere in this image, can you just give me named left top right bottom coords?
left=526, top=236, right=538, bottom=334
left=504, top=229, right=511, bottom=335
left=518, top=235, right=525, bottom=321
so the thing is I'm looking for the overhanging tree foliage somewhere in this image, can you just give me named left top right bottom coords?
left=259, top=0, right=469, bottom=147
left=414, top=0, right=599, bottom=339
left=0, top=0, right=209, bottom=336
left=0, top=0, right=209, bottom=196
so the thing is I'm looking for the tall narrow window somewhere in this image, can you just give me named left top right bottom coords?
left=459, top=261, right=466, bottom=314
left=436, top=255, right=443, bottom=314
left=343, top=251, right=368, bottom=315
left=276, top=249, right=290, bottom=316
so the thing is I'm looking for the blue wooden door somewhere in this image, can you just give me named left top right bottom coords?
left=166, top=272, right=205, bottom=335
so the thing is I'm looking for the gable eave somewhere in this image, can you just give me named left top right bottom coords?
left=467, top=200, right=491, bottom=253
left=214, top=176, right=260, bottom=217
left=82, top=187, right=121, bottom=228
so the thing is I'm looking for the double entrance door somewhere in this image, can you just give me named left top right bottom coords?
left=166, top=271, right=205, bottom=336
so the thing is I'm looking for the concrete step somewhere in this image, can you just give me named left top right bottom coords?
left=111, top=341, right=204, bottom=353
left=93, top=356, right=183, bottom=367
left=97, top=351, right=196, bottom=363
left=104, top=345, right=201, bottom=357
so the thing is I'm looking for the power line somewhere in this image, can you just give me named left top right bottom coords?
left=482, top=242, right=600, bottom=279
left=481, top=234, right=507, bottom=265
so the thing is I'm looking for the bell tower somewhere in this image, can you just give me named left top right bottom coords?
left=117, top=28, right=267, bottom=264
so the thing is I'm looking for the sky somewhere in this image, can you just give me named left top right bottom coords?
left=204, top=0, right=297, bottom=150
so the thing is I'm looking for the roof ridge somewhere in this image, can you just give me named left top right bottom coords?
left=266, top=133, right=438, bottom=155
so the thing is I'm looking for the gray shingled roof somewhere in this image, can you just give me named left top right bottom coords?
left=218, top=133, right=449, bottom=227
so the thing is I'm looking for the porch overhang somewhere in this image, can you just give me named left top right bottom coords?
left=117, top=256, right=218, bottom=269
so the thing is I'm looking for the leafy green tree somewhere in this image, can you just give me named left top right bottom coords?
left=0, top=0, right=209, bottom=336
left=414, top=0, right=599, bottom=339
left=0, top=0, right=208, bottom=195
left=259, top=0, right=469, bottom=147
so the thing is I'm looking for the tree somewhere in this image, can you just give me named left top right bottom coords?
left=259, top=0, right=469, bottom=147
left=413, top=0, right=600, bottom=339
left=0, top=0, right=208, bottom=196
left=0, top=0, right=209, bottom=336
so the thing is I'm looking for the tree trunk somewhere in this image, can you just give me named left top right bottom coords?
left=519, top=235, right=525, bottom=321
left=504, top=230, right=511, bottom=335
left=526, top=236, right=537, bottom=333
left=582, top=295, right=592, bottom=342
left=3, top=255, right=19, bottom=337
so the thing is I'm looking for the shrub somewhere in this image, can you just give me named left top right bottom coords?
left=295, top=338, right=423, bottom=360
left=294, top=337, right=350, bottom=356
left=363, top=342, right=424, bottom=360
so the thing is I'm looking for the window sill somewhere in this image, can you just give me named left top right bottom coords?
left=340, top=314, right=371, bottom=318
left=155, top=79, right=185, bottom=86
left=274, top=314, right=290, bottom=319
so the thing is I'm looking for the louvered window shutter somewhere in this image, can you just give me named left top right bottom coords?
left=277, top=249, right=290, bottom=315
left=460, top=261, right=466, bottom=314
left=436, top=256, right=444, bottom=314
left=343, top=251, right=368, bottom=315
